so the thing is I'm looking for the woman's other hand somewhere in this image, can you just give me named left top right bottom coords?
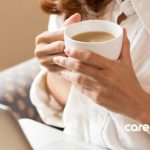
left=34, top=13, right=81, bottom=106
left=34, top=13, right=81, bottom=73
left=53, top=29, right=150, bottom=123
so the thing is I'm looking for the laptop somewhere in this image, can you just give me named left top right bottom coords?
left=0, top=104, right=108, bottom=150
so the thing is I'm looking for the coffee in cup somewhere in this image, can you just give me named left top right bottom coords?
left=72, top=31, right=115, bottom=42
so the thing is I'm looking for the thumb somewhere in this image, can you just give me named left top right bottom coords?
left=63, top=13, right=81, bottom=27
left=120, top=28, right=131, bottom=61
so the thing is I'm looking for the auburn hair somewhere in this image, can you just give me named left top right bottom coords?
left=39, top=0, right=112, bottom=19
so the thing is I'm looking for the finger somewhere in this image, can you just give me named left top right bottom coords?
left=53, top=56, right=107, bottom=81
left=35, top=41, right=65, bottom=58
left=74, top=85, right=109, bottom=106
left=35, top=30, right=64, bottom=45
left=75, top=84, right=95, bottom=96
left=47, top=65, right=64, bottom=73
left=63, top=13, right=81, bottom=26
left=64, top=48, right=114, bottom=69
left=35, top=13, right=81, bottom=45
left=119, top=28, right=130, bottom=60
left=40, top=53, right=66, bottom=67
left=74, top=85, right=102, bottom=104
left=60, top=71, right=98, bottom=89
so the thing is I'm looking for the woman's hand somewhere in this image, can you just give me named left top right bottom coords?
left=34, top=13, right=81, bottom=106
left=34, top=13, right=81, bottom=73
left=53, top=29, right=150, bottom=124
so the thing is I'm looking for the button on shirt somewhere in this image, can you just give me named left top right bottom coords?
left=30, top=0, right=150, bottom=149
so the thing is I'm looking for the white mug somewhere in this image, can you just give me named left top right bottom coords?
left=64, top=20, right=123, bottom=60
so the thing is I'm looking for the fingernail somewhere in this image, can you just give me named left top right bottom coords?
left=61, top=70, right=65, bottom=75
left=61, top=71, right=67, bottom=78
left=64, top=49, right=70, bottom=55
left=53, top=57, right=59, bottom=63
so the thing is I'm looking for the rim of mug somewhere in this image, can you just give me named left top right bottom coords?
left=64, top=20, right=123, bottom=44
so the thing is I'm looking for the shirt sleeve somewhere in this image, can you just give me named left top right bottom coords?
left=48, top=14, right=65, bottom=32
left=30, top=69, right=64, bottom=128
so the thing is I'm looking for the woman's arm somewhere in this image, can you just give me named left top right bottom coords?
left=137, top=92, right=150, bottom=125
left=46, top=73, right=71, bottom=106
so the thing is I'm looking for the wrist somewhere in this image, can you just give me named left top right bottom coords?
left=46, top=72, right=71, bottom=106
left=136, top=90, right=150, bottom=125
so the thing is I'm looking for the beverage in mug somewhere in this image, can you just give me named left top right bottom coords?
left=72, top=31, right=115, bottom=42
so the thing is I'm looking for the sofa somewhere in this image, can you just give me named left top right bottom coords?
left=0, top=58, right=42, bottom=122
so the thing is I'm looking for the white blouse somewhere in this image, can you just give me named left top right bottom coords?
left=30, top=0, right=150, bottom=149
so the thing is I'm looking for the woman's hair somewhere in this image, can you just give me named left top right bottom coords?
left=39, top=0, right=112, bottom=19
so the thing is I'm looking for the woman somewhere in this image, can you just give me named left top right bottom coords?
left=31, top=0, right=150, bottom=149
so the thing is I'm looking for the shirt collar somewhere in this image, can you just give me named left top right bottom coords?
left=131, top=0, right=150, bottom=34
left=113, top=0, right=134, bottom=23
